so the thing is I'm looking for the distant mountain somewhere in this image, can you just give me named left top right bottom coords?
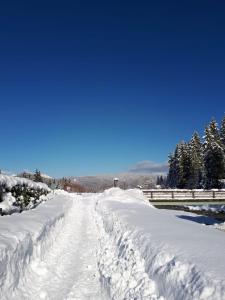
left=71, top=173, right=157, bottom=192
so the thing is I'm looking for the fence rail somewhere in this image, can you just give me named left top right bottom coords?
left=142, top=189, right=225, bottom=205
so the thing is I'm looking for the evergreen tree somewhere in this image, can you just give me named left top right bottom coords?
left=220, top=115, right=225, bottom=148
left=156, top=175, right=166, bottom=187
left=220, top=115, right=225, bottom=177
left=188, top=132, right=203, bottom=188
left=167, top=117, right=225, bottom=190
left=177, top=142, right=192, bottom=188
left=160, top=176, right=167, bottom=188
left=167, top=143, right=182, bottom=188
left=156, top=176, right=160, bottom=185
left=203, top=120, right=225, bottom=188
left=34, top=169, right=43, bottom=182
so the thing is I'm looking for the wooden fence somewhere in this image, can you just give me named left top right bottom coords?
left=142, top=189, right=225, bottom=205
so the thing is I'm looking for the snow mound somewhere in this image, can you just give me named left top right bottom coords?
left=99, top=188, right=151, bottom=205
left=96, top=188, right=225, bottom=300
left=0, top=191, right=73, bottom=299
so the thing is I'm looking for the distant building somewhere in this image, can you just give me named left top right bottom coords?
left=113, top=178, right=119, bottom=187
left=63, top=182, right=86, bottom=193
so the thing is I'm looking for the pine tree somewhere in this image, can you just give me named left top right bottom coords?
left=34, top=169, right=43, bottom=183
left=220, top=115, right=225, bottom=148
left=220, top=115, right=225, bottom=177
left=156, top=176, right=160, bottom=186
left=203, top=120, right=225, bottom=188
left=156, top=175, right=166, bottom=187
left=177, top=142, right=192, bottom=188
left=167, top=143, right=183, bottom=188
left=188, top=132, right=203, bottom=188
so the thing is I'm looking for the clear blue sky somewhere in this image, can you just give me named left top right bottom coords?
left=1, top=0, right=225, bottom=177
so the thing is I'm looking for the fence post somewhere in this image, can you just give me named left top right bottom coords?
left=212, top=191, right=215, bottom=199
left=192, top=191, right=195, bottom=199
left=171, top=191, right=174, bottom=199
left=151, top=191, right=153, bottom=199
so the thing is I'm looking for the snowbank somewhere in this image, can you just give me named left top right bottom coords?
left=96, top=188, right=225, bottom=300
left=1, top=188, right=225, bottom=299
left=99, top=187, right=151, bottom=205
left=0, top=191, right=73, bottom=299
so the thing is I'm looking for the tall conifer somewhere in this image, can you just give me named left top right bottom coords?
left=203, top=120, right=224, bottom=188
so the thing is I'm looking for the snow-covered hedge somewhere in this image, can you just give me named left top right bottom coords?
left=0, top=175, right=51, bottom=214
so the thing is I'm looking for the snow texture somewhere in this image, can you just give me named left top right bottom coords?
left=0, top=174, right=50, bottom=213
left=0, top=174, right=50, bottom=191
left=97, top=189, right=225, bottom=299
left=185, top=204, right=225, bottom=213
left=0, top=188, right=225, bottom=299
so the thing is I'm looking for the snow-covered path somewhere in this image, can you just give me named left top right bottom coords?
left=1, top=189, right=225, bottom=300
left=10, top=196, right=104, bottom=300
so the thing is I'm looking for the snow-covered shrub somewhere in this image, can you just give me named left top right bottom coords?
left=0, top=175, right=50, bottom=214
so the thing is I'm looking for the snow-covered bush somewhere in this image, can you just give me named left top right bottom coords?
left=0, top=175, right=50, bottom=214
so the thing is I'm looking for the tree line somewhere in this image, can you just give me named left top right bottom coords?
left=167, top=116, right=225, bottom=189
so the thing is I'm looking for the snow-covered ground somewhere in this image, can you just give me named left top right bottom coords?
left=184, top=204, right=225, bottom=213
left=0, top=188, right=225, bottom=299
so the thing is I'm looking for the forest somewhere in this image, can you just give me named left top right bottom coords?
left=167, top=116, right=225, bottom=189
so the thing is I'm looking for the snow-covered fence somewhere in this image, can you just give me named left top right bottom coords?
left=0, top=175, right=51, bottom=214
left=142, top=189, right=225, bottom=204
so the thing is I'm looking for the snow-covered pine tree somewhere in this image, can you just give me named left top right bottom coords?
left=177, top=142, right=192, bottom=188
left=188, top=132, right=203, bottom=188
left=203, top=120, right=225, bottom=189
left=220, top=115, right=225, bottom=147
left=167, top=142, right=189, bottom=188
left=167, top=144, right=181, bottom=188
left=220, top=115, right=225, bottom=177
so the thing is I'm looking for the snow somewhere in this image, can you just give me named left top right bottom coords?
left=214, top=222, right=225, bottom=232
left=0, top=174, right=50, bottom=190
left=40, top=173, right=53, bottom=179
left=0, top=192, right=20, bottom=213
left=0, top=188, right=225, bottom=299
left=19, top=171, right=53, bottom=179
left=97, top=189, right=225, bottom=299
left=0, top=174, right=51, bottom=213
left=185, top=204, right=225, bottom=213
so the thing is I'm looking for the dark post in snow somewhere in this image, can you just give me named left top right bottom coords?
left=114, top=178, right=119, bottom=187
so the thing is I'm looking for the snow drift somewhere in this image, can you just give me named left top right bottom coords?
left=0, top=188, right=225, bottom=299
left=0, top=191, right=73, bottom=299
left=96, top=188, right=225, bottom=300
